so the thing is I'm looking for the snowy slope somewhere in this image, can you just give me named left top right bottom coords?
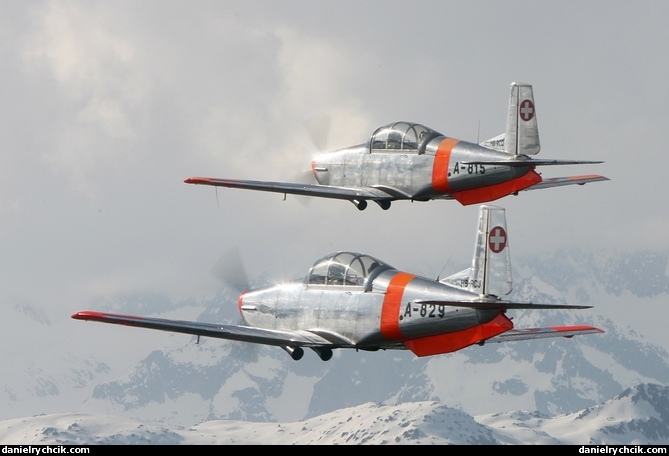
left=1, top=384, right=667, bottom=445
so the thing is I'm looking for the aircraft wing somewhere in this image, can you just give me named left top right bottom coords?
left=523, top=174, right=610, bottom=190
left=485, top=325, right=604, bottom=343
left=71, top=311, right=337, bottom=348
left=184, top=177, right=393, bottom=201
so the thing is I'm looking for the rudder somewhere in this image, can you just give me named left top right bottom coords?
left=441, top=205, right=513, bottom=297
left=505, top=82, right=540, bottom=155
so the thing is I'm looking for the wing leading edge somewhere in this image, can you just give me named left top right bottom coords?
left=71, top=311, right=337, bottom=348
left=184, top=177, right=393, bottom=201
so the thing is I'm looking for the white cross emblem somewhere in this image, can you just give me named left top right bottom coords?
left=519, top=100, right=534, bottom=121
left=489, top=226, right=507, bottom=253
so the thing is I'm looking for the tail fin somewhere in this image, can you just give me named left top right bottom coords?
left=441, top=205, right=512, bottom=297
left=505, top=82, right=540, bottom=156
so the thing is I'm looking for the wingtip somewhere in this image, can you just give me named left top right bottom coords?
left=71, top=310, right=104, bottom=320
left=184, top=177, right=213, bottom=185
left=71, top=311, right=87, bottom=320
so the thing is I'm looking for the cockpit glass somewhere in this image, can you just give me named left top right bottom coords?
left=306, top=252, right=392, bottom=287
left=371, top=128, right=389, bottom=149
left=402, top=126, right=418, bottom=150
left=368, top=122, right=440, bottom=152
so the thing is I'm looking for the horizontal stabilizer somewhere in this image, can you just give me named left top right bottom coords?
left=524, top=174, right=610, bottom=190
left=485, top=325, right=604, bottom=343
left=480, top=133, right=506, bottom=151
left=413, top=299, right=593, bottom=310
left=462, top=158, right=604, bottom=167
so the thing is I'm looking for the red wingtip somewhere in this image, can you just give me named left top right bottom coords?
left=71, top=310, right=102, bottom=320
left=184, top=177, right=211, bottom=184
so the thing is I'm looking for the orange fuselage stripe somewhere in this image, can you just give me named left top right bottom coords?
left=431, top=138, right=460, bottom=192
left=380, top=272, right=416, bottom=340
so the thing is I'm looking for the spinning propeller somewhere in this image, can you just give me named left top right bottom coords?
left=288, top=115, right=333, bottom=206
left=210, top=246, right=251, bottom=295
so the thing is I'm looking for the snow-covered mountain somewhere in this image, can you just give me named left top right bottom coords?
left=1, top=384, right=667, bottom=444
left=1, top=248, right=668, bottom=443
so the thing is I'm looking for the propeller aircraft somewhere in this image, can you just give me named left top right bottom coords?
left=72, top=205, right=604, bottom=361
left=185, top=82, right=608, bottom=211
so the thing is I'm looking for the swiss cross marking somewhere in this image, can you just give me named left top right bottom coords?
left=519, top=99, right=535, bottom=121
left=489, top=226, right=507, bottom=253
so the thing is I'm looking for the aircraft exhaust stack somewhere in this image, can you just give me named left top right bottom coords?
left=311, top=347, right=334, bottom=361
left=282, top=346, right=304, bottom=361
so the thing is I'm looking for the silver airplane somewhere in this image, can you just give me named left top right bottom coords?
left=185, top=82, right=608, bottom=210
left=72, top=205, right=604, bottom=361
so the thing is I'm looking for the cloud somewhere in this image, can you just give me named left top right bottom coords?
left=23, top=1, right=149, bottom=196
left=2, top=0, right=668, bottom=314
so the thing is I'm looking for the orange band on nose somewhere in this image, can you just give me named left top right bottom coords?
left=380, top=272, right=415, bottom=340
left=431, top=138, right=460, bottom=192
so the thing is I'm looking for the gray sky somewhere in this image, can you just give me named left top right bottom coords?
left=2, top=0, right=668, bottom=312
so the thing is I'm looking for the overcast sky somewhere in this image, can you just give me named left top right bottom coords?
left=2, top=0, right=668, bottom=314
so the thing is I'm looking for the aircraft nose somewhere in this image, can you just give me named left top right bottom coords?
left=237, top=291, right=246, bottom=316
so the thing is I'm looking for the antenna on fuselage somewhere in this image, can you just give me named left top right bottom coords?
left=436, top=255, right=453, bottom=281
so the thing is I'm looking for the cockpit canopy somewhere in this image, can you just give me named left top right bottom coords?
left=368, top=122, right=442, bottom=153
left=306, top=251, right=393, bottom=288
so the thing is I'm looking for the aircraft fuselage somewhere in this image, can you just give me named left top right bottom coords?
left=312, top=137, right=539, bottom=205
left=238, top=268, right=507, bottom=355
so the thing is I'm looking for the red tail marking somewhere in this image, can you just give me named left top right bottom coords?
left=452, top=169, right=542, bottom=205
left=380, top=272, right=416, bottom=340
left=548, top=325, right=604, bottom=333
left=563, top=174, right=601, bottom=181
left=404, top=313, right=513, bottom=356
